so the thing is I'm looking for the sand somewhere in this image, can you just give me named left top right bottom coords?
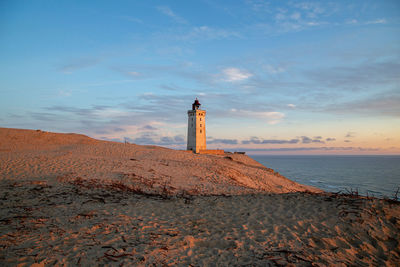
left=0, top=128, right=399, bottom=266
left=0, top=127, right=319, bottom=195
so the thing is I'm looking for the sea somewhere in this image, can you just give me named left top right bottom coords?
left=250, top=155, right=400, bottom=199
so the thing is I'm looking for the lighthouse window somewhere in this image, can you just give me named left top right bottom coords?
left=200, top=130, right=202, bottom=133
left=200, top=124, right=202, bottom=127
left=200, top=118, right=202, bottom=121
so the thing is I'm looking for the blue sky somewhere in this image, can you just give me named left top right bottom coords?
left=1, top=0, right=399, bottom=154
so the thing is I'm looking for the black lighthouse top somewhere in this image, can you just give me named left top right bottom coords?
left=192, top=98, right=201, bottom=110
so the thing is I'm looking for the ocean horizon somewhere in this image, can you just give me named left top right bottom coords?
left=250, top=155, right=400, bottom=199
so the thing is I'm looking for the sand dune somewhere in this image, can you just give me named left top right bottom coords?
left=0, top=127, right=318, bottom=195
left=0, top=128, right=399, bottom=266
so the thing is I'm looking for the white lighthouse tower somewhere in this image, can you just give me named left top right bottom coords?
left=187, top=98, right=206, bottom=153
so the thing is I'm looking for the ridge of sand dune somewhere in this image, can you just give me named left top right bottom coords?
left=0, top=127, right=319, bottom=195
left=0, top=127, right=97, bottom=150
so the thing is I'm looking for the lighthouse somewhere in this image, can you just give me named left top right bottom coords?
left=187, top=98, right=206, bottom=153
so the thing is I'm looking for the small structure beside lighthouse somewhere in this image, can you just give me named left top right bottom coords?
left=187, top=98, right=206, bottom=153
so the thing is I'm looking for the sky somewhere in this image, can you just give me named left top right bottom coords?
left=1, top=0, right=400, bottom=155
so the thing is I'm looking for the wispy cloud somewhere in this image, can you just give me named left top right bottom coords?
left=264, top=1, right=332, bottom=33
left=287, top=104, right=296, bottom=109
left=125, top=132, right=185, bottom=147
left=301, top=136, right=324, bottom=144
left=346, top=18, right=387, bottom=26
left=239, top=147, right=382, bottom=152
left=230, top=109, right=285, bottom=124
left=291, top=12, right=301, bottom=20
left=222, top=68, right=253, bottom=82
left=58, top=90, right=72, bottom=97
left=241, top=135, right=328, bottom=145
left=265, top=64, right=286, bottom=74
left=127, top=71, right=142, bottom=78
left=242, top=137, right=299, bottom=145
left=207, top=138, right=238, bottom=145
left=323, top=91, right=400, bottom=117
left=245, top=1, right=389, bottom=35
left=156, top=26, right=241, bottom=42
left=346, top=18, right=358, bottom=24
left=366, top=18, right=387, bottom=25
left=292, top=2, right=325, bottom=18
left=115, top=63, right=216, bottom=86
left=247, top=0, right=271, bottom=12
left=140, top=125, right=158, bottom=131
left=189, top=26, right=241, bottom=40
left=306, top=61, right=400, bottom=91
left=156, top=6, right=187, bottom=24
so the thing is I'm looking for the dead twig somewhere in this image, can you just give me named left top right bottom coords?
left=104, top=252, right=133, bottom=258
left=101, top=246, right=118, bottom=252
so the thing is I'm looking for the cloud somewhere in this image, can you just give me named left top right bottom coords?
left=346, top=19, right=358, bottom=25
left=306, top=61, right=400, bottom=91
left=38, top=101, right=187, bottom=142
left=263, top=139, right=299, bottom=144
left=30, top=112, right=64, bottom=122
left=242, top=137, right=300, bottom=145
left=345, top=132, right=355, bottom=138
left=115, top=63, right=216, bottom=86
left=127, top=71, right=142, bottom=77
left=45, top=105, right=111, bottom=117
left=190, top=26, right=241, bottom=40
left=275, top=9, right=287, bottom=21
left=265, top=1, right=331, bottom=33
left=326, top=138, right=336, bottom=142
left=301, top=136, right=325, bottom=144
left=265, top=64, right=286, bottom=74
left=112, top=67, right=145, bottom=80
left=222, top=68, right=253, bottom=82
left=208, top=138, right=238, bottom=145
left=126, top=132, right=186, bottom=146
left=140, top=125, right=158, bottom=131
left=155, top=26, right=241, bottom=42
left=290, top=12, right=301, bottom=20
left=325, top=92, right=400, bottom=117
left=58, top=90, right=72, bottom=97
left=247, top=0, right=271, bottom=12
left=241, top=136, right=325, bottom=144
left=366, top=18, right=387, bottom=25
left=347, top=18, right=387, bottom=25
left=237, top=147, right=382, bottom=152
left=305, top=21, right=321, bottom=26
left=230, top=109, right=285, bottom=124
left=292, top=2, right=325, bottom=18
left=242, top=137, right=260, bottom=145
left=287, top=104, right=296, bottom=109
left=113, top=127, right=125, bottom=132
left=156, top=6, right=187, bottom=24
